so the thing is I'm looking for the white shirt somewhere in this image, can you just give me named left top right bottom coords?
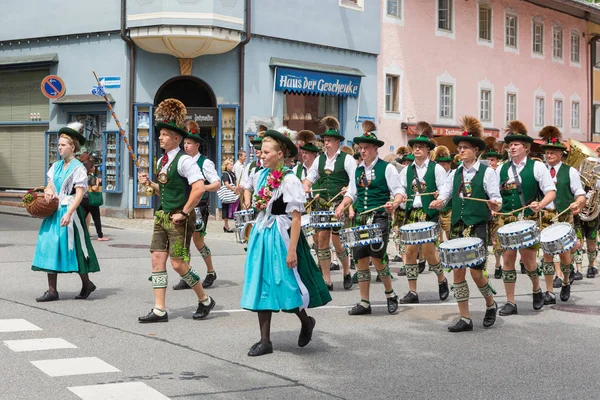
left=242, top=161, right=264, bottom=192
left=156, top=148, right=203, bottom=185
left=496, top=158, right=556, bottom=195
left=293, top=163, right=309, bottom=181
left=233, top=160, right=245, bottom=183
left=398, top=158, right=447, bottom=208
left=545, top=161, right=585, bottom=210
left=306, top=149, right=357, bottom=184
left=192, top=153, right=220, bottom=183
left=438, top=161, right=502, bottom=205
left=345, top=156, right=403, bottom=202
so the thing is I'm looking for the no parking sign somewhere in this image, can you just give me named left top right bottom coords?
left=41, top=75, right=66, bottom=99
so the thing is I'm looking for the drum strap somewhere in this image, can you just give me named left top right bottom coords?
left=510, top=163, right=527, bottom=209
left=412, top=164, right=425, bottom=194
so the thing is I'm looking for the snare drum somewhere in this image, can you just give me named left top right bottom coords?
left=301, top=214, right=315, bottom=237
left=399, top=221, right=438, bottom=245
left=439, top=237, right=486, bottom=269
left=339, top=224, right=383, bottom=249
left=310, top=211, right=344, bottom=229
left=235, top=221, right=255, bottom=244
left=540, top=222, right=577, bottom=255
left=497, top=220, right=540, bottom=250
left=234, top=209, right=255, bottom=230
left=193, top=207, right=205, bottom=232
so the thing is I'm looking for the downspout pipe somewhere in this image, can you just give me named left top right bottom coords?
left=238, top=0, right=252, bottom=151
left=589, top=34, right=600, bottom=142
left=121, top=0, right=136, bottom=218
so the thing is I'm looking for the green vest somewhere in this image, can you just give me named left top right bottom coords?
left=295, top=164, right=304, bottom=180
left=499, top=158, right=539, bottom=217
left=406, top=161, right=439, bottom=218
left=196, top=155, right=210, bottom=201
left=354, top=159, right=390, bottom=213
left=317, top=152, right=350, bottom=201
left=451, top=164, right=490, bottom=227
left=158, top=151, right=187, bottom=213
left=554, top=164, right=574, bottom=213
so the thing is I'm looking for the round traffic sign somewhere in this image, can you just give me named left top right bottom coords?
left=41, top=75, right=66, bottom=99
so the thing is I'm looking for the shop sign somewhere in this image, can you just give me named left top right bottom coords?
left=98, top=76, right=121, bottom=89
left=275, top=67, right=361, bottom=97
left=187, top=107, right=218, bottom=127
left=407, top=125, right=499, bottom=138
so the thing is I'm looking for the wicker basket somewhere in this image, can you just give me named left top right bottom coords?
left=24, top=186, right=59, bottom=218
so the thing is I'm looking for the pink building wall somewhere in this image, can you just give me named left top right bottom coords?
left=378, top=0, right=589, bottom=151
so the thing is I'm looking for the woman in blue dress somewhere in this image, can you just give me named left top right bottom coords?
left=241, top=130, right=331, bottom=357
left=32, top=122, right=100, bottom=302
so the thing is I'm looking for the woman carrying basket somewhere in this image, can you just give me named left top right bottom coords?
left=31, top=122, right=100, bottom=302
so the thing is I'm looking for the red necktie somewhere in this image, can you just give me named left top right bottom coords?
left=550, top=167, right=556, bottom=178
left=161, top=153, right=169, bottom=168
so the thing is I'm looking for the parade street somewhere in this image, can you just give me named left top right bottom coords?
left=2, top=211, right=600, bottom=400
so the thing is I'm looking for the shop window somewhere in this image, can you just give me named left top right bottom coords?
left=69, top=113, right=107, bottom=160
left=283, top=93, right=339, bottom=134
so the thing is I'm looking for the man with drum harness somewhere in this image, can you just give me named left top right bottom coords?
left=172, top=120, right=221, bottom=291
left=431, top=116, right=501, bottom=332
left=495, top=121, right=556, bottom=316
left=397, top=122, right=449, bottom=304
left=538, top=126, right=586, bottom=304
left=335, top=126, right=402, bottom=314
left=303, top=116, right=355, bottom=291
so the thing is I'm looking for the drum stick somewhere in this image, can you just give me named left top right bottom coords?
left=410, top=192, right=437, bottom=197
left=309, top=188, right=328, bottom=193
left=551, top=208, right=571, bottom=222
left=326, top=189, right=345, bottom=205
left=460, top=197, right=491, bottom=204
left=359, top=204, right=387, bottom=216
left=305, top=194, right=320, bottom=210
left=494, top=205, right=530, bottom=216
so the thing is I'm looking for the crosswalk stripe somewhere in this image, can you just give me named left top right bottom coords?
left=3, top=338, right=77, bottom=352
left=0, top=319, right=42, bottom=333
left=68, top=382, right=170, bottom=400
left=31, top=357, right=120, bottom=377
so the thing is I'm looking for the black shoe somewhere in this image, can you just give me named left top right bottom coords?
left=438, top=278, right=450, bottom=301
left=499, top=302, right=518, bottom=316
left=75, top=282, right=96, bottom=300
left=248, top=341, right=273, bottom=357
left=399, top=291, right=419, bottom=304
left=326, top=282, right=334, bottom=291
left=202, top=272, right=217, bottom=288
left=553, top=276, right=563, bottom=289
left=387, top=295, right=399, bottom=314
left=570, top=269, right=575, bottom=283
left=494, top=267, right=502, bottom=279
left=138, top=309, right=168, bottom=323
left=392, top=255, right=403, bottom=263
left=172, top=279, right=191, bottom=290
left=343, top=274, right=353, bottom=290
left=560, top=284, right=571, bottom=302
left=298, top=317, right=315, bottom=347
left=36, top=291, right=59, bottom=302
left=348, top=303, right=372, bottom=315
left=483, top=302, right=498, bottom=328
left=574, top=271, right=583, bottom=281
left=587, top=267, right=597, bottom=279
left=223, top=227, right=234, bottom=233
left=397, top=267, right=406, bottom=276
left=520, top=261, right=526, bottom=274
left=448, top=318, right=473, bottom=332
left=533, top=291, right=544, bottom=310
left=543, top=291, right=556, bottom=305
left=330, top=262, right=340, bottom=271
left=418, top=260, right=426, bottom=274
left=193, top=297, right=216, bottom=320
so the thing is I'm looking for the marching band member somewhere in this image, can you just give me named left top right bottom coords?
left=335, top=125, right=403, bottom=315
left=172, top=120, right=221, bottom=291
left=397, top=122, right=449, bottom=304
left=431, top=145, right=453, bottom=241
left=430, top=116, right=501, bottom=331
left=240, top=127, right=266, bottom=197
left=303, top=116, right=356, bottom=291
left=481, top=136, right=504, bottom=279
left=137, top=99, right=215, bottom=323
left=538, top=126, right=586, bottom=304
left=495, top=121, right=555, bottom=316
left=573, top=179, right=600, bottom=281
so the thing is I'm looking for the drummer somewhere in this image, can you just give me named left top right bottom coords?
left=430, top=116, right=502, bottom=332
left=538, top=126, right=586, bottom=304
left=397, top=121, right=449, bottom=304
left=335, top=125, right=403, bottom=315
left=495, top=121, right=556, bottom=316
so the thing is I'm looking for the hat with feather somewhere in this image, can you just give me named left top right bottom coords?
left=431, top=145, right=452, bottom=162
left=58, top=122, right=86, bottom=145
left=353, top=120, right=384, bottom=147
left=155, top=99, right=188, bottom=137
left=504, top=120, right=533, bottom=144
left=481, top=136, right=502, bottom=159
left=263, top=129, right=298, bottom=157
left=184, top=119, right=204, bottom=143
left=396, top=146, right=409, bottom=157
left=251, top=124, right=268, bottom=147
left=297, top=130, right=320, bottom=153
left=408, top=121, right=436, bottom=150
left=539, top=125, right=567, bottom=151
left=320, top=116, right=344, bottom=141
left=453, top=116, right=485, bottom=150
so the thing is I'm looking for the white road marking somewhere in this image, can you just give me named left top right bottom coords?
left=0, top=319, right=42, bottom=333
left=31, top=357, right=120, bottom=377
left=68, top=382, right=170, bottom=400
left=211, top=302, right=462, bottom=314
left=4, top=338, right=77, bottom=352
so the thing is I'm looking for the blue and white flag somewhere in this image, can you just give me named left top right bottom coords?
left=91, top=85, right=107, bottom=97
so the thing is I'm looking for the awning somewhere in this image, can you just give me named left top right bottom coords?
left=0, top=53, right=58, bottom=70
left=53, top=94, right=114, bottom=105
left=533, top=139, right=600, bottom=152
left=270, top=57, right=363, bottom=98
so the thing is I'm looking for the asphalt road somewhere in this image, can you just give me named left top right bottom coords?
left=1, top=213, right=600, bottom=400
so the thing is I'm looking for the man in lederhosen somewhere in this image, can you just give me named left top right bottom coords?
left=172, top=120, right=222, bottom=291
left=538, top=126, right=586, bottom=304
left=303, top=116, right=355, bottom=291
left=397, top=122, right=449, bottom=304
left=431, top=116, right=501, bottom=331
left=335, top=124, right=402, bottom=314
left=137, top=99, right=215, bottom=323
left=495, top=121, right=556, bottom=316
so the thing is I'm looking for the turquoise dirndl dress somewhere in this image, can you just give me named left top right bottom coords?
left=32, top=160, right=100, bottom=274
left=240, top=169, right=331, bottom=312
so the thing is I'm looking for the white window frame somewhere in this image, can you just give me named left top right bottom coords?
left=477, top=1, right=493, bottom=48
left=384, top=0, right=404, bottom=26
left=504, top=8, right=519, bottom=54
left=436, top=0, right=455, bottom=39
left=385, top=75, right=400, bottom=113
left=506, top=91, right=518, bottom=123
left=570, top=30, right=581, bottom=67
left=437, top=72, right=456, bottom=125
left=571, top=94, right=582, bottom=134
left=383, top=65, right=404, bottom=120
left=593, top=102, right=600, bottom=136
left=340, top=0, right=364, bottom=12
left=478, top=79, right=494, bottom=128
left=553, top=91, right=564, bottom=128
left=534, top=88, right=546, bottom=128
left=552, top=24, right=564, bottom=63
left=532, top=18, right=545, bottom=59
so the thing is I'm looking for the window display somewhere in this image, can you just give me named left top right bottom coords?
left=69, top=113, right=107, bottom=162
left=102, top=131, right=122, bottom=193
left=283, top=93, right=339, bottom=133
left=134, top=104, right=155, bottom=209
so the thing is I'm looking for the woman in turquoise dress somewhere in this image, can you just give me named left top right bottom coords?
left=240, top=130, right=331, bottom=357
left=32, top=122, right=100, bottom=302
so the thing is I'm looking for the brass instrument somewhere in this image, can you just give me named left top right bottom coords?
left=565, top=139, right=600, bottom=221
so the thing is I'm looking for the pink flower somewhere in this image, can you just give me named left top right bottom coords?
left=272, top=170, right=283, bottom=180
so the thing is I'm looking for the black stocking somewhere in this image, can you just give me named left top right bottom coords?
left=47, top=273, right=58, bottom=294
left=79, top=273, right=91, bottom=288
left=295, top=309, right=311, bottom=328
left=258, top=311, right=272, bottom=345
